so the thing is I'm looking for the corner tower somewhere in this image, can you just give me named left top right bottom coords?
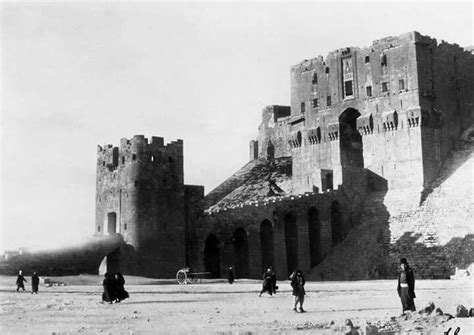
left=96, top=135, right=186, bottom=277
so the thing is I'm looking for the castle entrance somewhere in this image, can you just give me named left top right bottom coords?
left=308, top=207, right=322, bottom=267
left=233, top=228, right=249, bottom=278
left=204, top=234, right=221, bottom=278
left=260, top=219, right=275, bottom=271
left=284, top=211, right=298, bottom=276
left=99, top=247, right=121, bottom=275
left=339, top=108, right=364, bottom=167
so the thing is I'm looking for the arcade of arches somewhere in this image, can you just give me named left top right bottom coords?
left=200, top=197, right=351, bottom=280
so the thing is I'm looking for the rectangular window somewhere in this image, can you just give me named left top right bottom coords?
left=327, top=96, right=332, bottom=107
left=312, top=73, right=318, bottom=84
left=399, top=79, right=405, bottom=91
left=344, top=80, right=353, bottom=96
left=381, top=82, right=388, bottom=93
left=301, top=102, right=305, bottom=113
left=365, top=56, right=370, bottom=63
left=381, top=54, right=387, bottom=67
left=132, top=154, right=137, bottom=161
left=366, top=86, right=372, bottom=97
left=124, top=223, right=127, bottom=230
left=312, top=98, right=319, bottom=108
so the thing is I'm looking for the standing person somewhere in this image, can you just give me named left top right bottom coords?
left=16, top=270, right=27, bottom=292
left=290, top=269, right=306, bottom=312
left=101, top=272, right=116, bottom=304
left=397, top=258, right=416, bottom=314
left=228, top=267, right=235, bottom=285
left=259, top=268, right=273, bottom=297
left=31, top=272, right=39, bottom=294
left=115, top=272, right=129, bottom=303
left=269, top=266, right=278, bottom=294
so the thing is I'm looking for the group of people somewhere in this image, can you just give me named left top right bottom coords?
left=15, top=258, right=415, bottom=314
left=102, top=272, right=129, bottom=304
left=254, top=257, right=415, bottom=315
left=15, top=270, right=39, bottom=294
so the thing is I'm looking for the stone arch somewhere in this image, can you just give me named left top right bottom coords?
left=233, top=227, right=249, bottom=278
left=267, top=140, right=275, bottom=160
left=284, top=211, right=298, bottom=276
left=308, top=206, right=322, bottom=267
left=260, top=219, right=274, bottom=271
left=339, top=108, right=364, bottom=167
left=204, top=234, right=221, bottom=278
left=331, top=201, right=343, bottom=246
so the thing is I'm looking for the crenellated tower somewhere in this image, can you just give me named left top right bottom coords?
left=95, top=135, right=202, bottom=278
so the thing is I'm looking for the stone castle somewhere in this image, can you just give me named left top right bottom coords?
left=95, top=32, right=474, bottom=280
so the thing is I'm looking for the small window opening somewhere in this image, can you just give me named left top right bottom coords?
left=301, top=102, right=305, bottom=114
left=124, top=223, right=127, bottom=230
left=366, top=86, right=372, bottom=97
left=344, top=80, right=353, bottom=96
left=134, top=181, right=138, bottom=187
left=98, top=226, right=101, bottom=232
left=365, top=56, right=370, bottom=63
left=399, top=79, right=405, bottom=91
left=326, top=96, right=332, bottom=107
left=132, top=154, right=137, bottom=161
left=102, top=162, right=105, bottom=167
left=381, top=82, right=388, bottom=93
left=381, top=54, right=387, bottom=67
left=312, top=98, right=319, bottom=108
left=122, top=156, right=125, bottom=165
left=312, top=73, right=318, bottom=84
left=168, top=157, right=174, bottom=163
left=325, top=67, right=330, bottom=74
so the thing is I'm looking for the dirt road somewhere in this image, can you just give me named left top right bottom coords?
left=0, top=275, right=472, bottom=334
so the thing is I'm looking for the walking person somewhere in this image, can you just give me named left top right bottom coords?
left=228, top=266, right=235, bottom=285
left=16, top=270, right=27, bottom=292
left=114, top=272, right=129, bottom=303
left=290, top=269, right=306, bottom=312
left=101, top=272, right=116, bottom=304
left=269, top=266, right=278, bottom=294
left=259, top=268, right=274, bottom=297
left=31, top=272, right=39, bottom=294
left=397, top=257, right=416, bottom=314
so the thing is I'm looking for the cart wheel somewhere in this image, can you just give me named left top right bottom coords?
left=176, top=270, right=187, bottom=285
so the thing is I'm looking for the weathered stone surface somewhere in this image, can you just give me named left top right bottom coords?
left=455, top=304, right=469, bottom=318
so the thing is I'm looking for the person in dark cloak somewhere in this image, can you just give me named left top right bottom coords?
left=290, top=269, right=306, bottom=312
left=269, top=266, right=278, bottom=294
left=102, top=272, right=117, bottom=304
left=228, top=267, right=235, bottom=285
left=114, top=272, right=129, bottom=303
left=16, top=270, right=27, bottom=292
left=31, top=272, right=39, bottom=294
left=259, top=268, right=274, bottom=297
left=397, top=257, right=416, bottom=314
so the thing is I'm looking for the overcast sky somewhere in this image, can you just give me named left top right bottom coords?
left=1, top=1, right=473, bottom=252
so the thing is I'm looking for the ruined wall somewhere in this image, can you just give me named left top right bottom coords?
left=256, top=105, right=291, bottom=160
left=96, top=135, right=187, bottom=277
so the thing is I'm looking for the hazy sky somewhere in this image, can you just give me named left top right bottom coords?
left=1, top=1, right=473, bottom=252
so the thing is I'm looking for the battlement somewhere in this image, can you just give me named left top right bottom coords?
left=97, top=135, right=184, bottom=171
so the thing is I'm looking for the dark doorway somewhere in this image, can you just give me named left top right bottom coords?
left=260, top=219, right=274, bottom=271
left=107, top=212, right=117, bottom=234
left=331, top=201, right=343, bottom=246
left=204, top=234, right=221, bottom=278
left=267, top=140, right=275, bottom=160
left=106, top=247, right=121, bottom=274
left=308, top=207, right=322, bottom=267
left=284, top=212, right=298, bottom=276
left=339, top=108, right=364, bottom=167
left=233, top=228, right=249, bottom=278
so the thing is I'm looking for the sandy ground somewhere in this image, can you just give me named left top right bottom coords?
left=0, top=275, right=472, bottom=334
